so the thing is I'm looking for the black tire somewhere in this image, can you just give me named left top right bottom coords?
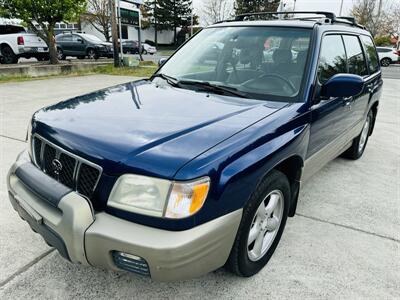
left=87, top=48, right=99, bottom=60
left=143, top=49, right=148, bottom=55
left=380, top=58, right=391, bottom=67
left=226, top=170, right=290, bottom=277
left=57, top=48, right=66, bottom=60
left=37, top=54, right=49, bottom=62
left=342, top=109, right=374, bottom=160
left=1, top=45, right=18, bottom=64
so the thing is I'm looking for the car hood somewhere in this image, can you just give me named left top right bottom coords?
left=33, top=80, right=287, bottom=178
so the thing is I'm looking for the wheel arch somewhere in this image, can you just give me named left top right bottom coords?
left=369, top=101, right=379, bottom=136
left=273, top=155, right=303, bottom=217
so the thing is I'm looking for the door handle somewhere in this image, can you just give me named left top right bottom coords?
left=343, top=96, right=353, bottom=109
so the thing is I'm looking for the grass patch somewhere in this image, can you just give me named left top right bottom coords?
left=0, top=64, right=158, bottom=84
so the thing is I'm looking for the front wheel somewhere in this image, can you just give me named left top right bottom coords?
left=380, top=58, right=391, bottom=67
left=226, top=170, right=290, bottom=277
left=342, top=109, right=373, bottom=160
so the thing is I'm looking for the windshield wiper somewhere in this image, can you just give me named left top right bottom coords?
left=150, top=73, right=180, bottom=87
left=177, top=80, right=249, bottom=98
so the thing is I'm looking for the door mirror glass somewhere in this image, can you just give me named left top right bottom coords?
left=321, top=74, right=364, bottom=98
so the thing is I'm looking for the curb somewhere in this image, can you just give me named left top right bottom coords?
left=0, top=61, right=112, bottom=77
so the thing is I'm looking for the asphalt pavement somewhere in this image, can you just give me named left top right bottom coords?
left=0, top=71, right=399, bottom=299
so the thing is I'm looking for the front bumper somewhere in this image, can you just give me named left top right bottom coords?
left=7, top=151, right=242, bottom=281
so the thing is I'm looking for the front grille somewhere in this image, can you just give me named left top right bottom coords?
left=32, top=135, right=102, bottom=199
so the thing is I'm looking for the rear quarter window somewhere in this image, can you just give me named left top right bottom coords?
left=360, top=35, right=379, bottom=74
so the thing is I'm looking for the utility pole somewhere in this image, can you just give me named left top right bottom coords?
left=190, top=1, right=194, bottom=36
left=339, top=0, right=344, bottom=16
left=109, top=0, right=120, bottom=67
left=117, top=0, right=124, bottom=64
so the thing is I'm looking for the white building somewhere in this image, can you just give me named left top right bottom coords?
left=80, top=0, right=175, bottom=44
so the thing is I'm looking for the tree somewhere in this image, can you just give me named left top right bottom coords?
left=235, top=0, right=280, bottom=15
left=144, top=0, right=195, bottom=45
left=82, top=0, right=111, bottom=42
left=202, top=0, right=233, bottom=25
left=1, top=0, right=87, bottom=64
left=351, top=0, right=400, bottom=38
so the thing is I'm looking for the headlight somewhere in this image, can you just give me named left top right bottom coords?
left=108, top=175, right=210, bottom=219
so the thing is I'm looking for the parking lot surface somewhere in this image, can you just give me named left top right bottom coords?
left=0, top=73, right=399, bottom=299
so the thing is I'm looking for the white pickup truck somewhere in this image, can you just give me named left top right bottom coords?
left=0, top=24, right=49, bottom=64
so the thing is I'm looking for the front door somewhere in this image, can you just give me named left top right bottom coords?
left=304, top=34, right=353, bottom=180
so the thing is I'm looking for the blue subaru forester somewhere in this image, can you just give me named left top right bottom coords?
left=7, top=12, right=382, bottom=281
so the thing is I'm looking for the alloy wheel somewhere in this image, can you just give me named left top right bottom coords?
left=358, top=115, right=371, bottom=153
left=247, top=190, right=284, bottom=261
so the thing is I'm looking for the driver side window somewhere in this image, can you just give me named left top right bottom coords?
left=318, top=35, right=347, bottom=84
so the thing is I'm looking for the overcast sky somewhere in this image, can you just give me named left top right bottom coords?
left=193, top=0, right=394, bottom=23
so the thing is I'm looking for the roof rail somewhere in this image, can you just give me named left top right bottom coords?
left=235, top=11, right=337, bottom=22
left=335, top=16, right=366, bottom=29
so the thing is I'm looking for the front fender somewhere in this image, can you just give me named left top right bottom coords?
left=175, top=108, right=310, bottom=225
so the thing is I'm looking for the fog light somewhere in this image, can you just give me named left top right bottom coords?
left=112, top=251, right=150, bottom=277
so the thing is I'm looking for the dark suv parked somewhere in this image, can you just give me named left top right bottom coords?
left=8, top=12, right=382, bottom=281
left=55, top=33, right=113, bottom=60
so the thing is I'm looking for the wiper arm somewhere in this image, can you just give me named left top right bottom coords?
left=177, top=80, right=249, bottom=98
left=150, top=73, right=179, bottom=87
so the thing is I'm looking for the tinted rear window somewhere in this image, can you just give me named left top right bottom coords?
left=0, top=25, right=26, bottom=35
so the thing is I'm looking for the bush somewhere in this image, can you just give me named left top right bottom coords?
left=374, top=36, right=392, bottom=46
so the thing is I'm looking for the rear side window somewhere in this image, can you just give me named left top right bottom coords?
left=57, top=35, right=72, bottom=42
left=0, top=25, right=26, bottom=35
left=360, top=35, right=379, bottom=74
left=377, top=48, right=392, bottom=53
left=318, top=35, right=347, bottom=84
left=342, top=35, right=368, bottom=76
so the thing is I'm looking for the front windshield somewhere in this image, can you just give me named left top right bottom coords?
left=158, top=26, right=311, bottom=101
left=80, top=34, right=104, bottom=43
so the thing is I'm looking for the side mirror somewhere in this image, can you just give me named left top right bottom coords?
left=321, top=74, right=364, bottom=98
left=77, top=38, right=84, bottom=44
left=158, top=58, right=167, bottom=67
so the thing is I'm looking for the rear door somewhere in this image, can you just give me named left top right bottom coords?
left=58, top=34, right=73, bottom=54
left=71, top=34, right=86, bottom=55
left=342, top=34, right=370, bottom=128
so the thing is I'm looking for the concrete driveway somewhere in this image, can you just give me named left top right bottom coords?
left=0, top=75, right=399, bottom=299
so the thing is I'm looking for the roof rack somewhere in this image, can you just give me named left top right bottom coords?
left=222, top=11, right=365, bottom=29
left=335, top=16, right=366, bottom=29
left=235, top=11, right=337, bottom=22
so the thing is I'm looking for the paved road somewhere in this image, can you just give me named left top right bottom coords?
left=381, top=64, right=400, bottom=79
left=0, top=75, right=399, bottom=299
